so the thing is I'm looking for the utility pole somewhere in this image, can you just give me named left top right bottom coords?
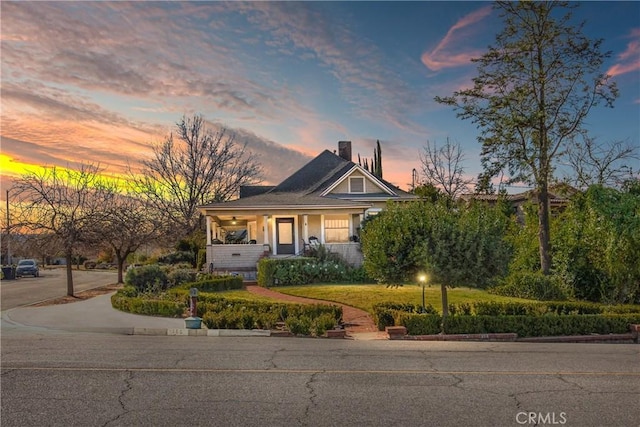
left=6, top=190, right=10, bottom=265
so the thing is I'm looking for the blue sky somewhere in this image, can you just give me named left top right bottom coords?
left=1, top=1, right=638, bottom=192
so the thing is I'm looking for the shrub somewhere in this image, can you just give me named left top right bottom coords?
left=117, top=285, right=138, bottom=298
left=111, top=294, right=183, bottom=317
left=312, top=313, right=338, bottom=336
left=257, top=256, right=367, bottom=287
left=286, top=316, right=312, bottom=335
left=178, top=275, right=243, bottom=292
left=124, top=264, right=168, bottom=293
left=167, top=268, right=197, bottom=288
left=399, top=313, right=441, bottom=335
left=490, top=271, right=572, bottom=301
left=158, top=251, right=195, bottom=266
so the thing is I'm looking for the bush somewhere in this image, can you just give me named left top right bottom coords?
left=285, top=316, right=312, bottom=335
left=257, top=256, right=367, bottom=287
left=313, top=313, right=338, bottom=336
left=117, top=285, right=138, bottom=298
left=124, top=264, right=168, bottom=293
left=167, top=268, right=197, bottom=288
left=372, top=302, right=436, bottom=330
left=158, top=251, right=195, bottom=266
left=399, top=313, right=441, bottom=335
left=111, top=294, right=183, bottom=317
left=490, top=271, right=572, bottom=301
left=178, top=275, right=244, bottom=292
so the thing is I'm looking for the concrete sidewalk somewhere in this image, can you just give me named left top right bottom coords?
left=2, top=292, right=186, bottom=335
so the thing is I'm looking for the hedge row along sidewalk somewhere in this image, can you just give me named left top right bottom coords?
left=245, top=285, right=385, bottom=339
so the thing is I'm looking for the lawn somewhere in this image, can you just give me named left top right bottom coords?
left=268, top=283, right=535, bottom=313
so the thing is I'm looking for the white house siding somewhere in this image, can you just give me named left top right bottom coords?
left=325, top=243, right=363, bottom=267
left=206, top=244, right=266, bottom=271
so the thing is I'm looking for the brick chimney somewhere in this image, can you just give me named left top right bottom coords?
left=338, top=140, right=352, bottom=162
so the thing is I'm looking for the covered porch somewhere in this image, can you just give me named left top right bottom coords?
left=203, top=208, right=369, bottom=278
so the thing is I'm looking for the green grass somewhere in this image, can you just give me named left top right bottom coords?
left=272, top=283, right=536, bottom=313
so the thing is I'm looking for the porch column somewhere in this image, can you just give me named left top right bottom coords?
left=262, top=215, right=269, bottom=245
left=206, top=216, right=212, bottom=245
left=303, top=215, right=309, bottom=242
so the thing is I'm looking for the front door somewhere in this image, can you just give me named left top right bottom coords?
left=276, top=218, right=295, bottom=255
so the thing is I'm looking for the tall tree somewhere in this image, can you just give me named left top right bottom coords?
left=12, top=164, right=109, bottom=296
left=373, top=140, right=383, bottom=179
left=419, top=138, right=472, bottom=199
left=435, top=1, right=617, bottom=274
left=131, top=114, right=262, bottom=239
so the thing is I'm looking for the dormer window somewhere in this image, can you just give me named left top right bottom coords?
left=349, top=176, right=364, bottom=193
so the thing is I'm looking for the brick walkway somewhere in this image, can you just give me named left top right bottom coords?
left=245, top=285, right=386, bottom=339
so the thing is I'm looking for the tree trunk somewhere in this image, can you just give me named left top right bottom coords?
left=440, top=283, right=449, bottom=333
left=116, top=252, right=126, bottom=284
left=65, top=251, right=74, bottom=296
left=537, top=185, right=552, bottom=275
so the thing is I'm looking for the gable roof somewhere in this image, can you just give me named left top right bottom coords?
left=273, top=150, right=353, bottom=193
left=201, top=148, right=415, bottom=210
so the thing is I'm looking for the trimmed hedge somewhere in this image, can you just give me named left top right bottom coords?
left=111, top=294, right=184, bottom=317
left=392, top=313, right=640, bottom=337
left=257, top=257, right=368, bottom=287
left=372, top=301, right=640, bottom=336
left=111, top=284, right=343, bottom=335
left=178, top=275, right=244, bottom=292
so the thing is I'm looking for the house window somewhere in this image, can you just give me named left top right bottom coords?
left=349, top=176, right=364, bottom=193
left=325, top=215, right=349, bottom=243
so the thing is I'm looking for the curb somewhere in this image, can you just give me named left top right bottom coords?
left=133, top=328, right=273, bottom=337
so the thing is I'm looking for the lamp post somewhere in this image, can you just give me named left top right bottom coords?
left=418, top=274, right=426, bottom=313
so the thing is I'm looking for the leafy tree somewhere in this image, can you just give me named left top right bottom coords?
left=436, top=1, right=618, bottom=274
left=553, top=185, right=640, bottom=303
left=12, top=164, right=110, bottom=296
left=361, top=200, right=512, bottom=317
left=412, top=183, right=445, bottom=202
left=131, top=114, right=262, bottom=239
left=419, top=138, right=472, bottom=199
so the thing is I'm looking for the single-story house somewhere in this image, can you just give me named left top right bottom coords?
left=459, top=185, right=577, bottom=223
left=199, top=141, right=417, bottom=278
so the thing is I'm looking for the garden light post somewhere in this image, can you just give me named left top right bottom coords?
left=418, top=274, right=426, bottom=313
left=185, top=287, right=202, bottom=329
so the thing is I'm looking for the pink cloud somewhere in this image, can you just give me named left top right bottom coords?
left=607, top=28, right=640, bottom=77
left=421, top=5, right=493, bottom=71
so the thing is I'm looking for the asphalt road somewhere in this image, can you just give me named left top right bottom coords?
left=1, top=331, right=638, bottom=427
left=0, top=267, right=118, bottom=310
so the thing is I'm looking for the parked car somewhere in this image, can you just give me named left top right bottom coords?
left=16, top=259, right=39, bottom=277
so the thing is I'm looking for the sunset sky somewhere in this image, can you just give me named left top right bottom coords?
left=1, top=1, right=639, bottom=198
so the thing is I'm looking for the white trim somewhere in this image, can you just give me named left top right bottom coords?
left=320, top=165, right=396, bottom=197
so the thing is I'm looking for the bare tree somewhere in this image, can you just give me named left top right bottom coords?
left=12, top=164, right=110, bottom=296
left=419, top=138, right=473, bottom=199
left=562, top=136, right=639, bottom=189
left=99, top=190, right=164, bottom=284
left=131, top=114, right=262, bottom=239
